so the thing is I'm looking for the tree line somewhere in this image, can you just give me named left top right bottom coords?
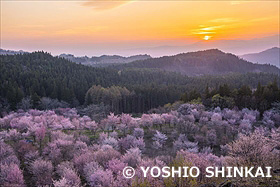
left=181, top=80, right=280, bottom=114
left=1, top=52, right=279, bottom=114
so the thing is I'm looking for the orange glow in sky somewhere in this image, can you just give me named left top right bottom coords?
left=203, top=36, right=212, bottom=41
left=1, top=1, right=279, bottom=56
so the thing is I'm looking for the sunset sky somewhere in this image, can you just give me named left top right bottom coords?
left=1, top=1, right=279, bottom=56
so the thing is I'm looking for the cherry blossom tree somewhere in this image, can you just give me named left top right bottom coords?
left=108, top=159, right=127, bottom=175
left=73, top=153, right=95, bottom=176
left=122, top=147, right=141, bottom=167
left=152, top=131, right=167, bottom=150
left=54, top=167, right=81, bottom=187
left=0, top=163, right=25, bottom=187
left=206, top=129, right=217, bottom=147
left=102, top=137, right=119, bottom=150
left=94, top=146, right=121, bottom=167
left=119, top=135, right=145, bottom=152
left=88, top=169, right=114, bottom=187
left=151, top=114, right=164, bottom=130
left=105, top=113, right=120, bottom=130
left=211, top=112, right=222, bottom=123
left=140, top=114, right=153, bottom=128
left=35, top=125, right=46, bottom=154
left=173, top=134, right=198, bottom=153
left=83, top=161, right=101, bottom=182
left=238, top=119, right=252, bottom=134
left=120, top=113, right=132, bottom=126
left=133, top=128, right=144, bottom=138
left=226, top=129, right=278, bottom=167
left=30, top=158, right=53, bottom=186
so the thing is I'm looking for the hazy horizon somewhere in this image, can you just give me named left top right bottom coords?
left=2, top=34, right=279, bottom=57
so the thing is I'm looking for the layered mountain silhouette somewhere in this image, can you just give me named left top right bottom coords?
left=240, top=47, right=280, bottom=68
left=128, top=35, right=280, bottom=57
left=118, top=49, right=279, bottom=76
left=0, top=48, right=28, bottom=55
left=0, top=49, right=151, bottom=67
left=1, top=48, right=279, bottom=76
left=59, top=53, right=151, bottom=67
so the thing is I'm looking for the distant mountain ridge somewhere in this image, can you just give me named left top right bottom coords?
left=0, top=48, right=28, bottom=55
left=117, top=49, right=279, bottom=76
left=240, top=47, right=280, bottom=68
left=1, top=48, right=279, bottom=75
left=128, top=35, right=280, bottom=57
left=0, top=49, right=151, bottom=67
left=59, top=53, right=151, bottom=67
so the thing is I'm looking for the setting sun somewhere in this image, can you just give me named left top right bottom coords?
left=203, top=36, right=212, bottom=40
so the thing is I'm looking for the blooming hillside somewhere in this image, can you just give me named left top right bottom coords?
left=0, top=104, right=279, bottom=186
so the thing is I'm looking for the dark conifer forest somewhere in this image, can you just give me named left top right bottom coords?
left=0, top=52, right=279, bottom=114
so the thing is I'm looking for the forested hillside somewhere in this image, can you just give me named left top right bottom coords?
left=241, top=47, right=280, bottom=68
left=116, top=49, right=279, bottom=75
left=59, top=53, right=151, bottom=67
left=1, top=52, right=279, bottom=114
left=181, top=81, right=280, bottom=114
